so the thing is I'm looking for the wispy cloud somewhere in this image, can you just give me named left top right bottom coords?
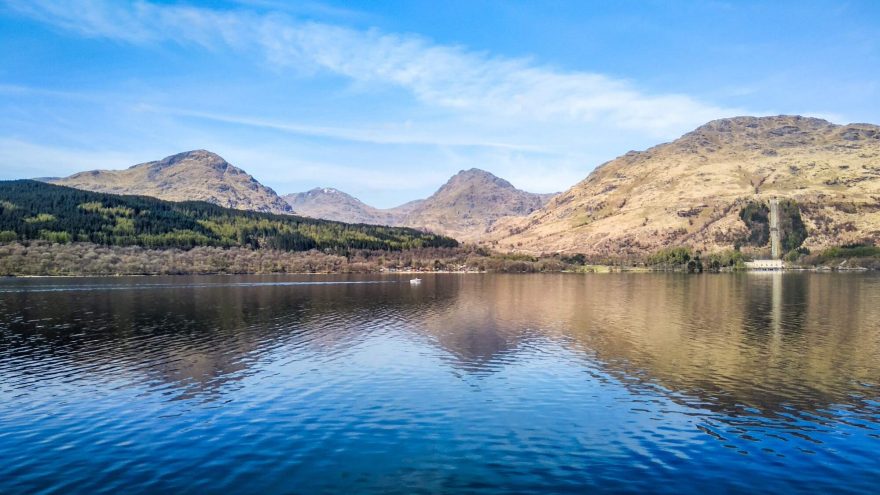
left=222, top=146, right=451, bottom=193
left=230, top=0, right=376, bottom=23
left=5, top=0, right=745, bottom=138
left=138, top=105, right=552, bottom=152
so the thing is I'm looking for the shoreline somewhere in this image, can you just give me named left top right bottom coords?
left=3, top=266, right=874, bottom=278
left=2, top=241, right=877, bottom=277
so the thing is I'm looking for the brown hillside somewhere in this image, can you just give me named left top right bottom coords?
left=487, top=116, right=880, bottom=256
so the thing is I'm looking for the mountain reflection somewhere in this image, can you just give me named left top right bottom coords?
left=1, top=274, right=878, bottom=417
left=367, top=273, right=877, bottom=421
left=425, top=273, right=880, bottom=418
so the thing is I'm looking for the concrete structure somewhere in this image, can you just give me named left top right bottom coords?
left=769, top=198, right=781, bottom=260
left=746, top=198, right=785, bottom=271
left=745, top=259, right=784, bottom=270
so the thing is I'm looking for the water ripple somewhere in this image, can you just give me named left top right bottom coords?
left=0, top=273, right=878, bottom=494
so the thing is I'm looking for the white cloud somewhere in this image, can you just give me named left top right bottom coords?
left=6, top=0, right=745, bottom=138
left=136, top=105, right=552, bottom=152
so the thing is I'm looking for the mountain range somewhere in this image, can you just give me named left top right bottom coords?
left=33, top=115, right=880, bottom=257
left=283, top=169, right=555, bottom=241
left=47, top=151, right=555, bottom=241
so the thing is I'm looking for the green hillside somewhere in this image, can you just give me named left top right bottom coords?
left=0, top=180, right=458, bottom=251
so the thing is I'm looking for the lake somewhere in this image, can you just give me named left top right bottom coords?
left=0, top=273, right=878, bottom=494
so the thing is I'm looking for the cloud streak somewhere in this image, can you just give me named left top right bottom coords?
left=138, top=105, right=553, bottom=152
left=6, top=0, right=745, bottom=138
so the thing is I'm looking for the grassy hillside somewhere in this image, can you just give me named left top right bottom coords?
left=0, top=180, right=458, bottom=252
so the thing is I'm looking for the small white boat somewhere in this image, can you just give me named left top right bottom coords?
left=409, top=278, right=422, bottom=285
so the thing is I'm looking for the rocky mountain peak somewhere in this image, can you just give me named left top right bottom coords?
left=131, top=149, right=224, bottom=169
left=678, top=115, right=838, bottom=151
left=692, top=115, right=832, bottom=133
left=440, top=168, right=514, bottom=192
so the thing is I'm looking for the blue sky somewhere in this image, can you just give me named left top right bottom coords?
left=1, top=0, right=878, bottom=207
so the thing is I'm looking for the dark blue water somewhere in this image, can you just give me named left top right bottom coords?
left=0, top=273, right=878, bottom=494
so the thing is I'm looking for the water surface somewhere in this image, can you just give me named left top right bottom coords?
left=0, top=273, right=878, bottom=493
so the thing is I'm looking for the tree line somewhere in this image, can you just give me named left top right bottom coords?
left=0, top=180, right=458, bottom=253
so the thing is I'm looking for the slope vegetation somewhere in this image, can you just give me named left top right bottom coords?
left=0, top=180, right=457, bottom=251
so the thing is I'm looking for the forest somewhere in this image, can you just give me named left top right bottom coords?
left=0, top=180, right=457, bottom=252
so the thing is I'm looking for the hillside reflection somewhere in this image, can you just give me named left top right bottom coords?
left=392, top=273, right=879, bottom=421
left=422, top=273, right=880, bottom=417
left=1, top=274, right=878, bottom=417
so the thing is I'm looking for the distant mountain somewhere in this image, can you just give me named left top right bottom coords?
left=47, top=150, right=293, bottom=215
left=487, top=115, right=880, bottom=256
left=282, top=188, right=399, bottom=225
left=398, top=169, right=555, bottom=241
left=285, top=168, right=555, bottom=240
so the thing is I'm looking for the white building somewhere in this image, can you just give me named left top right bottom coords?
left=744, top=259, right=784, bottom=270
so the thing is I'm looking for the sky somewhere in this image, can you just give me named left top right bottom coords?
left=0, top=0, right=878, bottom=207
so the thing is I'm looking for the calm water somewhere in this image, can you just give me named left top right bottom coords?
left=0, top=273, right=878, bottom=494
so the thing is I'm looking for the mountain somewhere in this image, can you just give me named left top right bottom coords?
left=398, top=168, right=555, bottom=241
left=48, top=150, right=293, bottom=215
left=487, top=115, right=880, bottom=257
left=0, top=180, right=457, bottom=251
left=282, top=188, right=400, bottom=225
left=286, top=169, right=554, bottom=241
